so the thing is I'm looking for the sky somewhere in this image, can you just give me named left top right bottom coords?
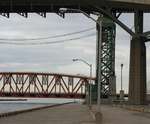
left=0, top=13, right=149, bottom=93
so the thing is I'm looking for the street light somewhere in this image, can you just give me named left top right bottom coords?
left=121, top=64, right=123, bottom=91
left=72, top=58, right=92, bottom=109
left=60, top=8, right=103, bottom=121
left=120, top=63, right=124, bottom=101
left=59, top=8, right=100, bottom=25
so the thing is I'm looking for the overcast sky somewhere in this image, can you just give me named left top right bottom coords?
left=0, top=13, right=149, bottom=93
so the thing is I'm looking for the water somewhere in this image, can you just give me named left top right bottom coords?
left=0, top=97, right=81, bottom=114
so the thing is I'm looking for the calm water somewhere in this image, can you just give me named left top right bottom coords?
left=0, top=97, right=80, bottom=114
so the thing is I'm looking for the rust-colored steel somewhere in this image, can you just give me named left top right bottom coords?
left=0, top=72, right=95, bottom=99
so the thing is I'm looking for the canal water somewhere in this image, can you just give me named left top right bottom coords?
left=0, top=97, right=80, bottom=113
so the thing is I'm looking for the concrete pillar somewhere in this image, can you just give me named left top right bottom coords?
left=129, top=11, right=147, bottom=105
left=129, top=36, right=146, bottom=104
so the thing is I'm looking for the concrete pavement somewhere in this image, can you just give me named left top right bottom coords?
left=0, top=103, right=95, bottom=124
left=93, top=105, right=150, bottom=124
left=0, top=103, right=150, bottom=124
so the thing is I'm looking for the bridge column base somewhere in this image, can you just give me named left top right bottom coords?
left=129, top=36, right=147, bottom=105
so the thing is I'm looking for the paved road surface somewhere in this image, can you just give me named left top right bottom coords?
left=1, top=104, right=150, bottom=124
left=96, top=105, right=150, bottom=124
left=0, top=103, right=95, bottom=124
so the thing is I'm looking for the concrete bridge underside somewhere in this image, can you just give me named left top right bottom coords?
left=112, top=0, right=150, bottom=4
left=0, top=0, right=150, bottom=13
left=0, top=0, right=149, bottom=104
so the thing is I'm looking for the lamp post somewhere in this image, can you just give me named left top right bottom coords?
left=59, top=8, right=100, bottom=25
left=60, top=8, right=103, bottom=121
left=72, top=58, right=92, bottom=109
left=120, top=63, right=124, bottom=101
left=121, top=64, right=123, bottom=91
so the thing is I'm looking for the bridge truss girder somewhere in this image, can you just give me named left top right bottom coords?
left=0, top=72, right=94, bottom=99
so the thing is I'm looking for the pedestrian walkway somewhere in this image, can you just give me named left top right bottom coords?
left=1, top=103, right=150, bottom=124
left=92, top=105, right=150, bottom=124
left=0, top=103, right=95, bottom=124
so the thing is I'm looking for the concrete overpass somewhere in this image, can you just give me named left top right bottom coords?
left=0, top=0, right=150, bottom=105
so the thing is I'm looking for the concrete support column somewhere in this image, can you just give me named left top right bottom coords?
left=129, top=11, right=147, bottom=105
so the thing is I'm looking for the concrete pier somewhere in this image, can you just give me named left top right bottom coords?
left=129, top=11, right=147, bottom=105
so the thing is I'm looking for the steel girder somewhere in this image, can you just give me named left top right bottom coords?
left=95, top=17, right=116, bottom=99
left=101, top=18, right=116, bottom=97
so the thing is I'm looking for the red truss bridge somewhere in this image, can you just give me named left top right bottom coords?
left=0, top=72, right=95, bottom=99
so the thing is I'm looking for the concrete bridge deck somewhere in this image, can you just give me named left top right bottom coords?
left=0, top=103, right=150, bottom=124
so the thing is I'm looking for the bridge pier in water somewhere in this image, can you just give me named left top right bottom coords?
left=129, top=11, right=147, bottom=105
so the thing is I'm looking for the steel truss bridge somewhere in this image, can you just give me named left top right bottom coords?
left=0, top=72, right=94, bottom=99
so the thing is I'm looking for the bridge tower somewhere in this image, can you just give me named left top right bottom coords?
left=92, top=16, right=116, bottom=102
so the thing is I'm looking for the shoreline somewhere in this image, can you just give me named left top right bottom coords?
left=0, top=99, right=27, bottom=101
left=0, top=102, right=75, bottom=118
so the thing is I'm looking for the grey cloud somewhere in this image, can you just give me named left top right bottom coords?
left=0, top=13, right=149, bottom=93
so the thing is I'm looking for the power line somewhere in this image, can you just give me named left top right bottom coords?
left=0, top=27, right=95, bottom=41
left=0, top=33, right=96, bottom=45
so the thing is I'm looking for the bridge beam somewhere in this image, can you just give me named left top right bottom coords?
left=129, top=11, right=147, bottom=105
